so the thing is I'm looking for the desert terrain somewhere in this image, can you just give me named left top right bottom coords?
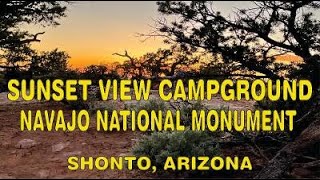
left=0, top=92, right=259, bottom=178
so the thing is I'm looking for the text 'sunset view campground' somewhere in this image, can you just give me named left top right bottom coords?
left=0, top=1, right=319, bottom=179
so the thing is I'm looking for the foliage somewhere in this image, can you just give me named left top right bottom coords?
left=64, top=98, right=89, bottom=110
left=135, top=98, right=168, bottom=112
left=132, top=129, right=221, bottom=176
left=114, top=44, right=200, bottom=79
left=82, top=65, right=108, bottom=83
left=125, top=98, right=168, bottom=116
left=155, top=1, right=320, bottom=82
left=89, top=101, right=118, bottom=115
left=155, top=1, right=320, bottom=138
left=179, top=101, right=207, bottom=127
left=254, top=83, right=315, bottom=138
left=29, top=49, right=70, bottom=76
left=0, top=1, right=68, bottom=68
left=63, top=84, right=89, bottom=110
left=125, top=99, right=168, bottom=130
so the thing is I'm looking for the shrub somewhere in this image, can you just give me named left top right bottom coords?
left=125, top=99, right=168, bottom=131
left=89, top=101, right=118, bottom=115
left=132, top=129, right=221, bottom=177
left=133, top=98, right=168, bottom=112
left=63, top=85, right=90, bottom=110
left=64, top=98, right=89, bottom=110
left=179, top=101, right=206, bottom=127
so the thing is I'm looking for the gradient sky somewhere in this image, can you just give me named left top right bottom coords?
left=26, top=1, right=319, bottom=69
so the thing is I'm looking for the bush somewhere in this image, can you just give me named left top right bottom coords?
left=131, top=98, right=168, bottom=112
left=64, top=98, right=89, bottom=110
left=132, top=129, right=221, bottom=177
left=124, top=99, right=168, bottom=131
left=89, top=101, right=118, bottom=115
left=63, top=84, right=90, bottom=110
left=179, top=101, right=206, bottom=127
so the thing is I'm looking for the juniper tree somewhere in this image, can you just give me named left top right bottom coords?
left=153, top=1, right=319, bottom=93
left=0, top=1, right=68, bottom=69
left=152, top=1, right=320, bottom=178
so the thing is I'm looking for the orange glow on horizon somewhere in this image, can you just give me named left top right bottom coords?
left=68, top=53, right=304, bottom=70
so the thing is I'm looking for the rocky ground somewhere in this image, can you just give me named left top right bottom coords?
left=0, top=92, right=257, bottom=178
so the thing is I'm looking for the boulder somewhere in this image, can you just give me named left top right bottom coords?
left=52, top=142, right=70, bottom=152
left=15, top=139, right=37, bottom=149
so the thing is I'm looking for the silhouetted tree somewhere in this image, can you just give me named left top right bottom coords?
left=113, top=51, right=146, bottom=79
left=153, top=1, right=319, bottom=87
left=105, top=62, right=121, bottom=80
left=29, top=49, right=69, bottom=76
left=147, top=44, right=199, bottom=77
left=0, top=1, right=68, bottom=69
left=154, top=1, right=320, bottom=120
left=82, top=64, right=108, bottom=83
left=114, top=44, right=199, bottom=79
left=152, top=1, right=320, bottom=178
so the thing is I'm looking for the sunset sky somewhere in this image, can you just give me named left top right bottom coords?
left=26, top=1, right=318, bottom=69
